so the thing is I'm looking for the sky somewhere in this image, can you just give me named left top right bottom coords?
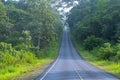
left=56, top=0, right=79, bottom=21
left=52, top=0, right=79, bottom=29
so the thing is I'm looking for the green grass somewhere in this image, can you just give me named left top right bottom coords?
left=0, top=41, right=60, bottom=80
left=74, top=41, right=120, bottom=78
left=0, top=59, right=51, bottom=80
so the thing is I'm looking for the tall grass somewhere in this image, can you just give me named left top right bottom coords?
left=0, top=41, right=59, bottom=80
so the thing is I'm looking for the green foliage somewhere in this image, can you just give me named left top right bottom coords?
left=27, top=0, right=63, bottom=48
left=84, top=35, right=104, bottom=50
left=89, top=42, right=120, bottom=62
left=115, top=51, right=120, bottom=62
left=0, top=0, right=62, bottom=79
left=0, top=2, right=13, bottom=42
left=67, top=0, right=120, bottom=42
left=0, top=41, right=60, bottom=80
left=67, top=0, right=120, bottom=62
left=74, top=40, right=120, bottom=78
left=0, top=42, right=12, bottom=52
left=18, top=50, right=36, bottom=64
left=0, top=42, right=36, bottom=69
left=0, top=2, right=7, bottom=26
left=114, top=44, right=120, bottom=62
left=98, top=43, right=115, bottom=60
left=0, top=0, right=63, bottom=48
left=6, top=31, right=22, bottom=46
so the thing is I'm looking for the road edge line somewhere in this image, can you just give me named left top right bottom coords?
left=40, top=58, right=59, bottom=80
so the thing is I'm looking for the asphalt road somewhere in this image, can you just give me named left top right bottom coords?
left=36, top=30, right=119, bottom=80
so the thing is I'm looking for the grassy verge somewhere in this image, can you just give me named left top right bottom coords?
left=0, top=41, right=60, bottom=80
left=0, top=59, right=52, bottom=80
left=74, top=41, right=120, bottom=78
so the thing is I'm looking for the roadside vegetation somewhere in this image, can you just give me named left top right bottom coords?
left=67, top=0, right=120, bottom=78
left=74, top=41, right=120, bottom=78
left=0, top=0, right=62, bottom=80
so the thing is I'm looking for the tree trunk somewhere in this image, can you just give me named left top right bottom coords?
left=37, top=35, right=40, bottom=51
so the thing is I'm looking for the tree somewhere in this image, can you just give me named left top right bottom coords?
left=22, top=30, right=32, bottom=48
left=67, top=0, right=120, bottom=43
left=0, top=2, right=13, bottom=42
left=27, top=0, right=62, bottom=49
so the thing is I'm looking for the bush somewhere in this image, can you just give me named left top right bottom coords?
left=0, top=42, right=13, bottom=52
left=0, top=42, right=37, bottom=69
left=114, top=43, right=120, bottom=61
left=18, top=50, right=36, bottom=64
left=98, top=43, right=116, bottom=60
left=84, top=35, right=104, bottom=50
left=14, top=43, right=27, bottom=50
left=115, top=51, right=120, bottom=61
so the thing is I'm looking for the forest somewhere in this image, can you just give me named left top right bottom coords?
left=67, top=0, right=120, bottom=62
left=0, top=0, right=120, bottom=79
left=0, top=0, right=62, bottom=79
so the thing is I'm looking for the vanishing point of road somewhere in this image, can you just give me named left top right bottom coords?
left=36, top=30, right=119, bottom=80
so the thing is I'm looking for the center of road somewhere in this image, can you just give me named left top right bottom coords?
left=36, top=30, right=119, bottom=80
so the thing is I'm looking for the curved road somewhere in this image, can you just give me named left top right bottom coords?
left=36, top=30, right=119, bottom=80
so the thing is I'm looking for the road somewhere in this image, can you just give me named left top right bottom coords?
left=36, top=30, right=119, bottom=80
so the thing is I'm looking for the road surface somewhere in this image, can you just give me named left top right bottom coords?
left=36, top=30, right=119, bottom=80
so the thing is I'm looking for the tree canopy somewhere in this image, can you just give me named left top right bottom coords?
left=67, top=0, right=120, bottom=61
left=0, top=0, right=63, bottom=48
left=67, top=0, right=120, bottom=42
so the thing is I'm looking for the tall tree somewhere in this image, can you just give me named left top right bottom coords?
left=67, top=0, right=120, bottom=42
left=0, top=2, right=13, bottom=42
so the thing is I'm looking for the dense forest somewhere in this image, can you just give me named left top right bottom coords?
left=0, top=0, right=62, bottom=79
left=67, top=0, right=120, bottom=62
left=0, top=0, right=120, bottom=79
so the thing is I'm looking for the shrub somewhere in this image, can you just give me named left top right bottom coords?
left=18, top=50, right=36, bottom=64
left=115, top=51, right=120, bottom=61
left=0, top=42, right=13, bottom=52
left=84, top=35, right=104, bottom=50
left=14, top=43, right=27, bottom=50
left=98, top=43, right=116, bottom=60
left=0, top=42, right=37, bottom=69
left=114, top=43, right=120, bottom=61
left=7, top=66, right=16, bottom=73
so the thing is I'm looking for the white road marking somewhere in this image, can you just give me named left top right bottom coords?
left=74, top=67, right=83, bottom=80
left=40, top=58, right=59, bottom=80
